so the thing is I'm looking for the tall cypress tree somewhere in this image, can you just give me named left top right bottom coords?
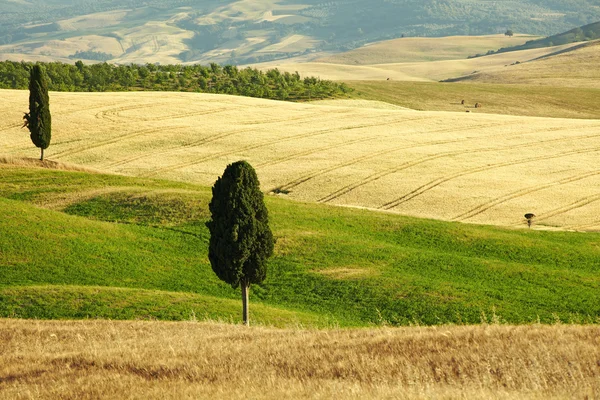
left=23, top=64, right=51, bottom=161
left=206, top=161, right=274, bottom=326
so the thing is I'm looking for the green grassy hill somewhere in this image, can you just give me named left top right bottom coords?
left=1, top=163, right=599, bottom=327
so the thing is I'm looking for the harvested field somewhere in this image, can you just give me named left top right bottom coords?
left=252, top=42, right=582, bottom=81
left=316, top=34, right=541, bottom=65
left=2, top=89, right=600, bottom=230
left=0, top=319, right=599, bottom=399
left=453, top=40, right=600, bottom=88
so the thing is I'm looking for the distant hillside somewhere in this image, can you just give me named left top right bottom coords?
left=0, top=1, right=599, bottom=65
left=474, top=21, right=600, bottom=57
left=315, top=35, right=541, bottom=65
left=448, top=39, right=600, bottom=87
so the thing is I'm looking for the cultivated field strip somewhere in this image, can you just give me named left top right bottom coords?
left=315, top=122, right=577, bottom=204
left=379, top=145, right=600, bottom=211
left=140, top=114, right=419, bottom=178
left=2, top=89, right=600, bottom=230
left=454, top=170, right=600, bottom=222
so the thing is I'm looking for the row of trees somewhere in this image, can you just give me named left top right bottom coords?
left=0, top=60, right=351, bottom=101
left=22, top=66, right=272, bottom=325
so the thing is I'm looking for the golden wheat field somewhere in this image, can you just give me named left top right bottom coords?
left=2, top=89, right=600, bottom=230
left=0, top=319, right=598, bottom=399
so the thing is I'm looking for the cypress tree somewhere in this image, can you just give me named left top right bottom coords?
left=23, top=64, right=51, bottom=161
left=206, top=161, right=274, bottom=326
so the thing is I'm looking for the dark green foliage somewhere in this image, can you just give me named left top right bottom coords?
left=207, top=161, right=274, bottom=289
left=23, top=64, right=51, bottom=160
left=0, top=61, right=351, bottom=101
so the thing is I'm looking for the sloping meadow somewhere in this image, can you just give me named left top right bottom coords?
left=0, top=164, right=599, bottom=326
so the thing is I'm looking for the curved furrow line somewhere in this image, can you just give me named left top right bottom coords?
left=94, top=102, right=173, bottom=122
left=256, top=134, right=387, bottom=168
left=104, top=127, right=260, bottom=169
left=313, top=119, right=576, bottom=201
left=564, top=220, right=600, bottom=231
left=105, top=113, right=341, bottom=169
left=275, top=120, right=524, bottom=193
left=0, top=123, right=23, bottom=132
left=317, top=149, right=487, bottom=203
left=141, top=115, right=423, bottom=178
left=134, top=107, right=231, bottom=122
left=235, top=111, right=339, bottom=126
left=453, top=170, right=600, bottom=221
left=52, top=127, right=181, bottom=159
left=523, top=194, right=600, bottom=226
left=380, top=146, right=600, bottom=211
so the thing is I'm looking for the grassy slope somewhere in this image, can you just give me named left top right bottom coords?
left=488, top=21, right=600, bottom=55
left=348, top=80, right=600, bottom=119
left=449, top=40, right=600, bottom=88
left=316, top=34, right=540, bottom=65
left=1, top=164, right=599, bottom=327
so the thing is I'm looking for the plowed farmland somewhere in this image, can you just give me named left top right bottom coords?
left=2, top=89, right=600, bottom=230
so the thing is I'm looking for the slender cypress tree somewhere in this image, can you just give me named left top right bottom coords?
left=206, top=161, right=274, bottom=326
left=23, top=64, right=51, bottom=161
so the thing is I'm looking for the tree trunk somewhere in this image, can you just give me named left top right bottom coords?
left=241, top=282, right=250, bottom=326
left=40, top=147, right=44, bottom=161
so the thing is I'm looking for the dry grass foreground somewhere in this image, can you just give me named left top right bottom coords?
left=0, top=319, right=598, bottom=399
left=3, top=89, right=600, bottom=230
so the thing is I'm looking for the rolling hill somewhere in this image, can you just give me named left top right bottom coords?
left=446, top=39, right=600, bottom=87
left=3, top=89, right=600, bottom=231
left=251, top=40, right=584, bottom=82
left=1, top=163, right=599, bottom=327
left=482, top=20, right=600, bottom=57
left=315, top=34, right=541, bottom=65
left=0, top=1, right=598, bottom=65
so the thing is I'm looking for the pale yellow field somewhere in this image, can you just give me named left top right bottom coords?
left=253, top=42, right=582, bottom=81
left=3, top=89, right=600, bottom=231
left=458, top=40, right=600, bottom=88
left=1, top=319, right=598, bottom=399
left=316, top=34, right=541, bottom=64
left=57, top=9, right=130, bottom=31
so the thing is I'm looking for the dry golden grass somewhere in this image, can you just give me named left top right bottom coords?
left=458, top=40, right=600, bottom=88
left=0, top=319, right=598, bottom=399
left=253, top=42, right=581, bottom=82
left=316, top=34, right=541, bottom=65
left=3, top=89, right=600, bottom=230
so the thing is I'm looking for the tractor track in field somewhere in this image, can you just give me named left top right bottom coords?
left=380, top=144, right=600, bottom=211
left=94, top=102, right=173, bottom=122
left=141, top=115, right=424, bottom=178
left=52, top=127, right=181, bottom=159
left=317, top=124, right=600, bottom=205
left=565, top=220, right=600, bottom=231
left=276, top=120, right=527, bottom=194
left=517, top=193, right=600, bottom=227
left=453, top=170, right=600, bottom=221
left=104, top=113, right=336, bottom=169
left=256, top=133, right=391, bottom=168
